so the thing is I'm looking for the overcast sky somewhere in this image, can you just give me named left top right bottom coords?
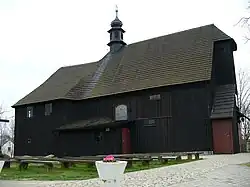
left=0, top=0, right=249, bottom=118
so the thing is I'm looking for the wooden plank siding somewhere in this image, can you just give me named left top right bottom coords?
left=14, top=81, right=212, bottom=156
left=55, top=128, right=122, bottom=157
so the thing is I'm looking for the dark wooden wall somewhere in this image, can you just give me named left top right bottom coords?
left=131, top=84, right=211, bottom=153
left=211, top=40, right=236, bottom=86
left=14, top=100, right=72, bottom=156
left=64, top=81, right=211, bottom=155
left=210, top=39, right=239, bottom=153
left=56, top=128, right=122, bottom=157
left=232, top=110, right=240, bottom=153
left=15, top=81, right=211, bottom=156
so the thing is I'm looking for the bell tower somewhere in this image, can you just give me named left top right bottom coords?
left=107, top=6, right=126, bottom=52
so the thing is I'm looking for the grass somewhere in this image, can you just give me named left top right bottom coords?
left=0, top=159, right=199, bottom=181
left=241, top=162, right=250, bottom=167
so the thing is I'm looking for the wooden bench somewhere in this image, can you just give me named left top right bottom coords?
left=19, top=160, right=55, bottom=172
left=56, top=158, right=98, bottom=168
left=187, top=153, right=200, bottom=160
left=157, top=156, right=179, bottom=163
left=118, top=157, right=153, bottom=167
left=96, top=153, right=151, bottom=160
left=158, top=152, right=201, bottom=160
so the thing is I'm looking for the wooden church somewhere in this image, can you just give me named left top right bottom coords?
left=13, top=9, right=242, bottom=157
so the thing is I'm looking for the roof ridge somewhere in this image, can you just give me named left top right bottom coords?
left=61, top=61, right=98, bottom=69
left=127, top=23, right=217, bottom=46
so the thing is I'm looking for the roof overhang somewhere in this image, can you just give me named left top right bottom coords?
left=55, top=117, right=132, bottom=132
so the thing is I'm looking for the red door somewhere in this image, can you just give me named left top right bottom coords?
left=122, top=128, right=131, bottom=154
left=212, top=119, right=234, bottom=154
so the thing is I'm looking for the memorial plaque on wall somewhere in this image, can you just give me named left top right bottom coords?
left=115, top=104, right=128, bottom=121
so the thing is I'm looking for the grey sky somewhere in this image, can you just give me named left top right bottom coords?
left=0, top=0, right=249, bottom=118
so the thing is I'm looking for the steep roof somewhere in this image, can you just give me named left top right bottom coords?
left=210, top=84, right=236, bottom=119
left=14, top=62, right=98, bottom=106
left=13, top=24, right=232, bottom=107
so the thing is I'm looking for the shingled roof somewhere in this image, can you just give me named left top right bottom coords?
left=210, top=84, right=236, bottom=119
left=13, top=24, right=232, bottom=107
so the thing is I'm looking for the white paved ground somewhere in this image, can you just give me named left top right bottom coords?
left=1, top=153, right=250, bottom=187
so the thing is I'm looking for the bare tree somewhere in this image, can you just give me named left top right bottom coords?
left=7, top=118, right=15, bottom=143
left=0, top=105, right=7, bottom=146
left=236, top=1, right=250, bottom=43
left=0, top=105, right=12, bottom=146
left=0, top=105, right=15, bottom=157
left=237, top=68, right=250, bottom=141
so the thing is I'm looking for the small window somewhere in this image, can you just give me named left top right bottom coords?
left=114, top=31, right=119, bottom=38
left=27, top=106, right=33, bottom=118
left=144, top=119, right=156, bottom=127
left=27, top=138, right=31, bottom=144
left=121, top=33, right=123, bottom=40
left=110, top=33, right=112, bottom=40
left=149, top=94, right=161, bottom=100
left=94, top=131, right=103, bottom=142
left=45, top=103, right=52, bottom=116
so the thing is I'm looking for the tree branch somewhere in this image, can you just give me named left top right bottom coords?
left=235, top=2, right=250, bottom=42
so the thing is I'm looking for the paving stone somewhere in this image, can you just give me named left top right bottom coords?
left=1, top=153, right=250, bottom=187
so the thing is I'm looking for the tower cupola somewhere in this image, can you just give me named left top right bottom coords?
left=107, top=6, right=126, bottom=52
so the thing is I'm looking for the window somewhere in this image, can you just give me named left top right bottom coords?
left=45, top=103, right=52, bottom=116
left=115, top=104, right=128, bottom=121
left=94, top=131, right=103, bottom=142
left=121, top=33, right=123, bottom=40
left=114, top=31, right=119, bottom=38
left=27, top=106, right=33, bottom=118
left=27, top=138, right=31, bottom=144
left=149, top=94, right=161, bottom=100
left=144, top=119, right=156, bottom=127
left=110, top=33, right=112, bottom=40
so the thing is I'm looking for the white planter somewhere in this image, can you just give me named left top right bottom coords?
left=95, top=161, right=127, bottom=187
left=0, top=161, right=5, bottom=173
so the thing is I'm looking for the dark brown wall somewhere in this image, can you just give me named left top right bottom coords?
left=209, top=39, right=239, bottom=154
left=56, top=128, right=122, bottom=157
left=131, top=84, right=211, bottom=153
left=212, top=40, right=236, bottom=86
left=14, top=81, right=212, bottom=156
left=14, top=100, right=72, bottom=156
left=66, top=81, right=211, bottom=155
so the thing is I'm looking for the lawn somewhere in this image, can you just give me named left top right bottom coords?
left=0, top=159, right=198, bottom=181
left=242, top=162, right=250, bottom=167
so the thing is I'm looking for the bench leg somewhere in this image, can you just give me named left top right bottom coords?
left=160, top=159, right=168, bottom=164
left=46, top=163, right=53, bottom=172
left=19, top=162, right=28, bottom=171
left=187, top=154, right=192, bottom=160
left=142, top=160, right=150, bottom=166
left=61, top=162, right=70, bottom=168
left=176, top=156, right=182, bottom=161
left=195, top=153, right=200, bottom=160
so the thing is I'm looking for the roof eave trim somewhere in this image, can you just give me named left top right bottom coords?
left=210, top=115, right=233, bottom=120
